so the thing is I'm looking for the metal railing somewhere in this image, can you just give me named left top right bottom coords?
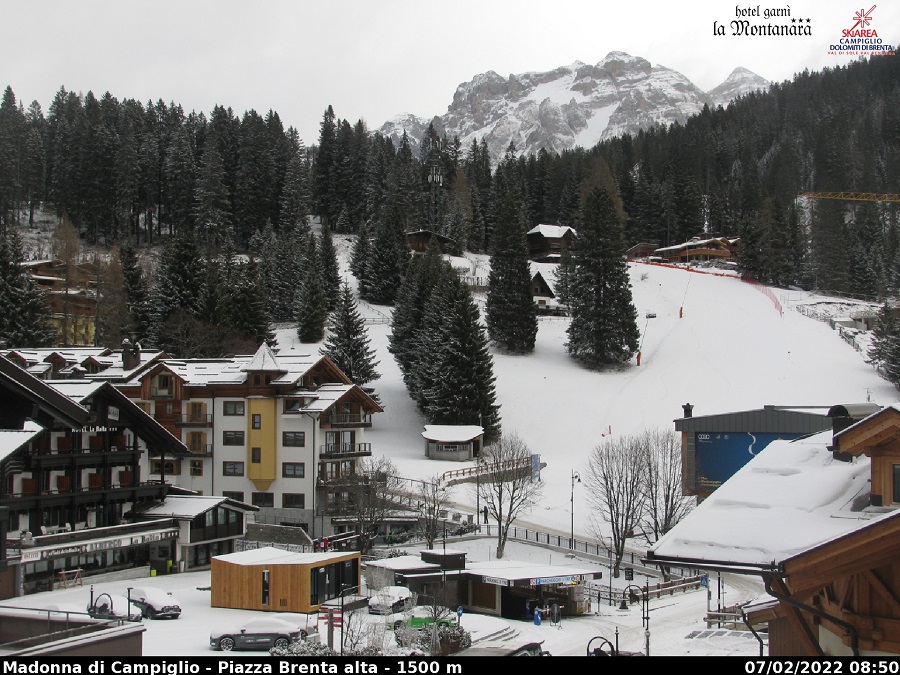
left=319, top=443, right=372, bottom=456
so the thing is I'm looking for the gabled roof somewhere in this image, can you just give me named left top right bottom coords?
left=0, top=421, right=44, bottom=463
left=422, top=425, right=483, bottom=442
left=527, top=224, right=576, bottom=239
left=646, top=427, right=899, bottom=575
left=0, top=355, right=89, bottom=429
left=135, top=495, right=258, bottom=520
left=241, top=343, right=284, bottom=373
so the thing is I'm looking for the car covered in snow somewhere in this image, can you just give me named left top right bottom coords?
left=368, top=585, right=413, bottom=615
left=126, top=586, right=182, bottom=619
left=209, top=617, right=308, bottom=651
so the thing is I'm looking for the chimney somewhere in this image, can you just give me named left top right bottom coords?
left=682, top=403, right=693, bottom=418
left=122, top=339, right=141, bottom=371
left=826, top=405, right=853, bottom=462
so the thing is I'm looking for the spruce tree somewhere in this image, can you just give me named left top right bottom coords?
left=485, top=171, right=537, bottom=353
left=566, top=187, right=640, bottom=368
left=363, top=218, right=407, bottom=305
left=420, top=267, right=501, bottom=442
left=0, top=231, right=56, bottom=347
left=296, top=234, right=327, bottom=343
left=321, top=281, right=380, bottom=392
left=868, top=303, right=900, bottom=387
left=318, top=226, right=341, bottom=312
left=349, top=222, right=371, bottom=296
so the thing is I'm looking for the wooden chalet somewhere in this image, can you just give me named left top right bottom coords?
left=405, top=230, right=456, bottom=254
left=20, top=259, right=99, bottom=346
left=652, top=236, right=738, bottom=264
left=648, top=404, right=900, bottom=657
left=625, top=242, right=660, bottom=260
left=526, top=224, right=576, bottom=262
left=210, top=546, right=361, bottom=613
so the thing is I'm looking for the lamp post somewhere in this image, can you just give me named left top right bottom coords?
left=339, top=583, right=359, bottom=656
left=570, top=470, right=580, bottom=551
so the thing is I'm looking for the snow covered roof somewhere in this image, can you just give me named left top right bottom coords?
left=647, top=428, right=900, bottom=573
left=365, top=555, right=440, bottom=571
left=137, top=495, right=253, bottom=519
left=0, top=421, right=44, bottom=463
left=241, top=343, right=284, bottom=372
left=422, top=425, right=483, bottom=442
left=302, top=383, right=358, bottom=412
left=464, top=558, right=604, bottom=583
left=213, top=546, right=351, bottom=566
left=47, top=379, right=106, bottom=403
left=527, top=224, right=576, bottom=239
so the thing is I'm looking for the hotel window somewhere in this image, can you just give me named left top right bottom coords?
left=190, top=460, right=203, bottom=476
left=251, top=447, right=261, bottom=464
left=283, top=399, right=302, bottom=414
left=252, top=414, right=261, bottom=429
left=223, top=490, right=244, bottom=502
left=283, top=431, right=305, bottom=447
left=223, top=401, right=245, bottom=416
left=151, top=460, right=180, bottom=475
left=282, top=493, right=305, bottom=509
left=282, top=462, right=305, bottom=478
left=252, top=492, right=274, bottom=508
left=223, top=431, right=244, bottom=446
left=223, top=461, right=244, bottom=476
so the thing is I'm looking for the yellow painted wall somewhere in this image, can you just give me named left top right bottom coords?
left=248, top=398, right=276, bottom=484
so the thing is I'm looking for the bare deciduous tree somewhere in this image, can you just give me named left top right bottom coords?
left=345, top=456, right=403, bottom=556
left=640, top=427, right=694, bottom=544
left=584, top=434, right=645, bottom=577
left=417, top=475, right=452, bottom=549
left=476, top=432, right=542, bottom=559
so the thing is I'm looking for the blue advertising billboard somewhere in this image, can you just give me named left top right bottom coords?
left=695, top=431, right=804, bottom=490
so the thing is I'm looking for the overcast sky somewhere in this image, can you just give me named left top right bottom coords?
left=2, top=0, right=896, bottom=144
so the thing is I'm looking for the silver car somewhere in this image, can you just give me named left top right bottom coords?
left=209, top=617, right=308, bottom=651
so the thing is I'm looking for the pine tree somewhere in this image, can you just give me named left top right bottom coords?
left=119, top=241, right=151, bottom=339
left=318, top=226, right=341, bottom=312
left=296, top=234, right=327, bottom=343
left=485, top=166, right=537, bottom=353
left=566, top=187, right=640, bottom=368
left=321, top=281, right=380, bottom=391
left=868, top=303, right=900, bottom=387
left=419, top=267, right=501, bottom=442
left=148, top=231, right=203, bottom=349
left=349, top=222, right=371, bottom=294
left=0, top=230, right=56, bottom=346
left=194, top=145, right=232, bottom=248
left=363, top=218, right=407, bottom=305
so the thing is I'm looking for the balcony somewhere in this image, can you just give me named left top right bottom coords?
left=150, top=386, right=173, bottom=399
left=324, top=413, right=373, bottom=428
left=175, top=413, right=212, bottom=427
left=319, top=442, right=372, bottom=459
left=187, top=444, right=213, bottom=457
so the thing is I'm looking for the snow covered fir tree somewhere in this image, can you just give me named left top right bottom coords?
left=565, top=186, right=640, bottom=368
left=320, top=280, right=381, bottom=397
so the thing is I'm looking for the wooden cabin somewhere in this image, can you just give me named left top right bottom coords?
left=210, top=546, right=361, bottom=613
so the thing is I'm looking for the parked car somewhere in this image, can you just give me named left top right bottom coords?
left=126, top=586, right=182, bottom=619
left=210, top=617, right=308, bottom=651
left=368, top=585, right=413, bottom=615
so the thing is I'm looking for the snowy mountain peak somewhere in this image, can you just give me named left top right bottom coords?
left=377, top=52, right=769, bottom=164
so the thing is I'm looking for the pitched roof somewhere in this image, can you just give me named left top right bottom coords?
left=646, top=427, right=900, bottom=574
left=241, top=343, right=284, bottom=373
left=527, top=224, right=576, bottom=239
left=422, top=425, right=484, bottom=442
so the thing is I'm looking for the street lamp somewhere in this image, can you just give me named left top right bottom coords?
left=339, top=583, right=360, bottom=656
left=619, top=584, right=643, bottom=611
left=570, top=470, right=581, bottom=551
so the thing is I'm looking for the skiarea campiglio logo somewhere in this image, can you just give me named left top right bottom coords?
left=828, top=5, right=896, bottom=56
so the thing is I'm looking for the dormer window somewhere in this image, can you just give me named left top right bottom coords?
left=284, top=399, right=302, bottom=414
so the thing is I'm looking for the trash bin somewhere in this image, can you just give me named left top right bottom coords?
left=150, top=568, right=157, bottom=577
left=166, top=559, right=173, bottom=574
left=533, top=608, right=541, bottom=626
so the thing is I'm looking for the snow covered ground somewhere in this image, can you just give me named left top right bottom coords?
left=2, top=538, right=764, bottom=657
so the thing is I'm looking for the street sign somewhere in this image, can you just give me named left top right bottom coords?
left=625, top=568, right=634, bottom=580
left=457, top=605, right=464, bottom=618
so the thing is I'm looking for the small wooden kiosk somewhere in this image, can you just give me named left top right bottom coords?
left=211, top=546, right=361, bottom=613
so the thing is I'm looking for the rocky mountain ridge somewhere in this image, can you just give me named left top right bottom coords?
left=378, top=51, right=770, bottom=164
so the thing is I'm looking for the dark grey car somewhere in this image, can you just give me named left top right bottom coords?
left=209, top=618, right=308, bottom=651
